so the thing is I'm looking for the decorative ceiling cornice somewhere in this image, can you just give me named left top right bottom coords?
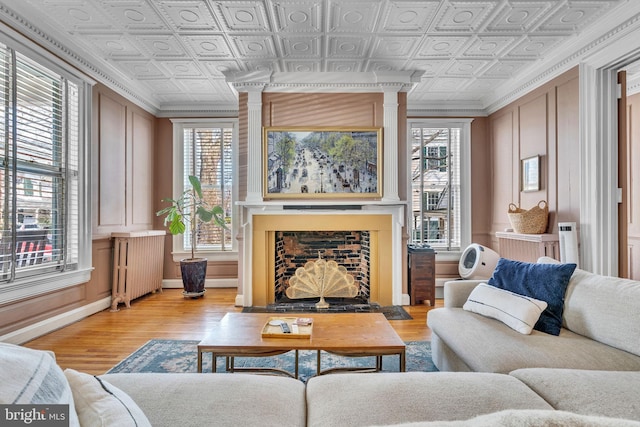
left=483, top=8, right=640, bottom=114
left=1, top=0, right=638, bottom=117
left=0, top=3, right=160, bottom=115
left=225, top=70, right=424, bottom=94
left=155, top=108, right=239, bottom=118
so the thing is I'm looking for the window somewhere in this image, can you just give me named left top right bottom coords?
left=172, top=120, right=237, bottom=259
left=408, top=120, right=472, bottom=253
left=427, top=145, right=447, bottom=172
left=0, top=37, right=90, bottom=298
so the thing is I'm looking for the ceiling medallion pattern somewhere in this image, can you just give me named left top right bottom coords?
left=2, top=0, right=630, bottom=114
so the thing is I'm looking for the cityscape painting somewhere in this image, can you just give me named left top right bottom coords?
left=263, top=127, right=382, bottom=199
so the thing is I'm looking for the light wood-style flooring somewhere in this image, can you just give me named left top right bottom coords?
left=23, top=288, right=442, bottom=375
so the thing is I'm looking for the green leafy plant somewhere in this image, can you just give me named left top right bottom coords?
left=156, top=175, right=227, bottom=260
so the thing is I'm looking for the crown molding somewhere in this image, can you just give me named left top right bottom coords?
left=225, top=71, right=424, bottom=93
left=407, top=101, right=487, bottom=118
left=155, top=106, right=239, bottom=118
left=0, top=2, right=160, bottom=116
left=483, top=3, right=640, bottom=114
left=628, top=74, right=640, bottom=96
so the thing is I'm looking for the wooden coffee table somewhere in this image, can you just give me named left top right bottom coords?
left=197, top=312, right=406, bottom=378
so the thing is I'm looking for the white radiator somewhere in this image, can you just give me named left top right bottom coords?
left=495, top=232, right=560, bottom=263
left=110, top=230, right=166, bottom=311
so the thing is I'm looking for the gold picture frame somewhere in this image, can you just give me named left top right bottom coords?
left=521, top=155, right=540, bottom=192
left=263, top=127, right=383, bottom=200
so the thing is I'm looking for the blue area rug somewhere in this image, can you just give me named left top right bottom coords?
left=107, top=339, right=437, bottom=382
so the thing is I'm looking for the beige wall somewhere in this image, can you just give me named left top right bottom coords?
left=93, top=85, right=156, bottom=236
left=488, top=67, right=580, bottom=251
left=0, top=83, right=157, bottom=337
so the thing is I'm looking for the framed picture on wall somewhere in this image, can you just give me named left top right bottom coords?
left=521, top=155, right=540, bottom=192
left=263, top=127, right=383, bottom=200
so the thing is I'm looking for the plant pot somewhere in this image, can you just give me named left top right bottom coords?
left=180, top=258, right=207, bottom=298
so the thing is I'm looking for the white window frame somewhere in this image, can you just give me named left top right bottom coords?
left=0, top=27, right=92, bottom=304
left=407, top=119, right=472, bottom=261
left=170, top=119, right=238, bottom=262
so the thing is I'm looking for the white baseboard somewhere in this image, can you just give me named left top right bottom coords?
left=401, top=293, right=410, bottom=306
left=162, top=278, right=239, bottom=289
left=234, top=294, right=244, bottom=306
left=0, top=297, right=112, bottom=345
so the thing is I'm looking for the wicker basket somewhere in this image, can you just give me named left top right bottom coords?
left=507, top=200, right=549, bottom=234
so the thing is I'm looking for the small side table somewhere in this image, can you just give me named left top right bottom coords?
left=407, top=245, right=436, bottom=306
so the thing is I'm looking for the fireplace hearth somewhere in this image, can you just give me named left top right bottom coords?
left=241, top=303, right=412, bottom=320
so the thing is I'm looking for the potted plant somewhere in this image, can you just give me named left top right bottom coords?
left=156, top=175, right=227, bottom=298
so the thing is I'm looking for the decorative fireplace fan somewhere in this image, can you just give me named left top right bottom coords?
left=286, top=255, right=359, bottom=309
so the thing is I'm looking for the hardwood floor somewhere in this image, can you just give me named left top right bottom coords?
left=23, top=288, right=442, bottom=375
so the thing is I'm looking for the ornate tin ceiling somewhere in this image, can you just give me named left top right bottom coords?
left=1, top=0, right=634, bottom=115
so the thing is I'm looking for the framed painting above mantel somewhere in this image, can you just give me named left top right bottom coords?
left=263, top=127, right=382, bottom=200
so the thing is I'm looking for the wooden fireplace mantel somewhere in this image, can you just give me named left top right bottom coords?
left=239, top=204, right=405, bottom=307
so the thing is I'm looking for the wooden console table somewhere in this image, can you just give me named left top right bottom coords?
left=407, top=245, right=436, bottom=306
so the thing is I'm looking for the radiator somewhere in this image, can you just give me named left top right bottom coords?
left=111, top=230, right=166, bottom=311
left=495, top=232, right=560, bottom=263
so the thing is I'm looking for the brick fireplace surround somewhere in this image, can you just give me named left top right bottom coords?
left=274, top=230, right=371, bottom=303
left=239, top=204, right=405, bottom=307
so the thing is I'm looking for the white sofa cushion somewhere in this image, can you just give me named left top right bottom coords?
left=562, top=268, right=640, bottom=357
left=428, top=308, right=640, bottom=373
left=381, top=409, right=640, bottom=426
left=0, top=342, right=79, bottom=426
left=306, top=372, right=552, bottom=427
left=463, top=283, right=547, bottom=334
left=510, top=368, right=640, bottom=422
left=100, top=373, right=307, bottom=427
left=64, top=369, right=151, bottom=427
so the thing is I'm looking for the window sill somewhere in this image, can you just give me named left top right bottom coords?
left=0, top=268, right=93, bottom=305
left=433, top=251, right=463, bottom=262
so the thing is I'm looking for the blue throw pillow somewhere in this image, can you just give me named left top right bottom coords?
left=487, top=258, right=577, bottom=335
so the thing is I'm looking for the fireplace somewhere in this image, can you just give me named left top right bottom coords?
left=274, top=230, right=371, bottom=305
left=239, top=205, right=405, bottom=307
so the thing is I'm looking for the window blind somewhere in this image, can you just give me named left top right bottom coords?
left=410, top=126, right=461, bottom=251
left=0, top=44, right=79, bottom=282
left=183, top=126, right=233, bottom=251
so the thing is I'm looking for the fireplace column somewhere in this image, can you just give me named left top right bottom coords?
left=382, top=88, right=401, bottom=202
left=246, top=89, right=264, bottom=203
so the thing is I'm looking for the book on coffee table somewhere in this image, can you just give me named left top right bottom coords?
left=261, top=317, right=313, bottom=339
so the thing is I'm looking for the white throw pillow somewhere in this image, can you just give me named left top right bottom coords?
left=64, top=369, right=151, bottom=427
left=0, top=342, right=80, bottom=426
left=463, top=283, right=548, bottom=334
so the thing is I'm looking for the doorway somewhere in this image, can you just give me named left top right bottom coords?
left=620, top=61, right=640, bottom=279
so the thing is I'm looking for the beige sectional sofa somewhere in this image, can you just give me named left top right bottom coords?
left=102, top=370, right=640, bottom=426
left=2, top=340, right=640, bottom=426
left=427, top=259, right=640, bottom=373
left=423, top=257, right=640, bottom=425
left=3, top=259, right=640, bottom=426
